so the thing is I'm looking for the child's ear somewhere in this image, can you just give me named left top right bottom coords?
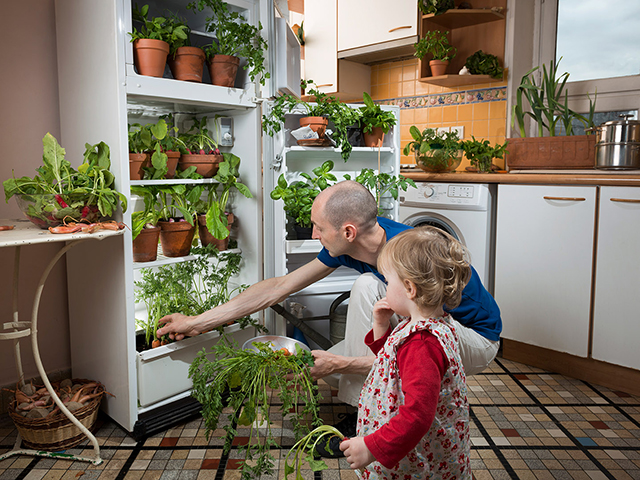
left=404, top=279, right=417, bottom=299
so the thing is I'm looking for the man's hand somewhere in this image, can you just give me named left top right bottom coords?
left=309, top=349, right=340, bottom=379
left=156, top=313, right=200, bottom=341
left=340, top=436, right=375, bottom=470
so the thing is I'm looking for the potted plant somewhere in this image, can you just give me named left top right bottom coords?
left=128, top=123, right=152, bottom=180
left=187, top=0, right=269, bottom=87
left=413, top=30, right=456, bottom=77
left=178, top=116, right=222, bottom=177
left=461, top=136, right=509, bottom=173
left=269, top=160, right=336, bottom=239
left=164, top=13, right=206, bottom=83
left=464, top=50, right=504, bottom=80
left=508, top=58, right=597, bottom=170
left=343, top=169, right=416, bottom=216
left=403, top=126, right=463, bottom=173
left=358, top=92, right=397, bottom=147
left=155, top=114, right=188, bottom=179
left=418, top=0, right=454, bottom=15
left=3, top=133, right=127, bottom=229
left=195, top=153, right=253, bottom=250
left=129, top=5, right=189, bottom=77
left=131, top=185, right=164, bottom=262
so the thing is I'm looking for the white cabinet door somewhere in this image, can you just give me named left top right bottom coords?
left=495, top=185, right=596, bottom=357
left=304, top=0, right=338, bottom=93
left=337, top=0, right=418, bottom=52
left=592, top=187, right=640, bottom=369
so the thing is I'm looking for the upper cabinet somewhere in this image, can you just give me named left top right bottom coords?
left=418, top=0, right=507, bottom=87
left=337, top=0, right=419, bottom=63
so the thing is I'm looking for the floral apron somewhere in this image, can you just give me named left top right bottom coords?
left=357, top=315, right=470, bottom=480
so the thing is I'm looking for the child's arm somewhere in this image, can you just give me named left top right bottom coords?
left=340, top=436, right=375, bottom=469
left=372, top=297, right=394, bottom=341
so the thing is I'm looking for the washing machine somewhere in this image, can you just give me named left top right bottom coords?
left=399, top=182, right=496, bottom=294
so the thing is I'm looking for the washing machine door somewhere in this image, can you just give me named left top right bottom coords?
left=402, top=212, right=465, bottom=245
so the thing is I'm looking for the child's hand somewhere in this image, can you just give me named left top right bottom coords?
left=340, top=436, right=375, bottom=470
left=372, top=298, right=394, bottom=340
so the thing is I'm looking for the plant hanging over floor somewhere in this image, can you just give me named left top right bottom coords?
left=189, top=338, right=322, bottom=479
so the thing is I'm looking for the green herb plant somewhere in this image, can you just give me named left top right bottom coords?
left=414, top=30, right=456, bottom=61
left=403, top=126, right=462, bottom=171
left=269, top=160, right=336, bottom=229
left=3, top=133, right=127, bottom=227
left=418, top=0, right=454, bottom=15
left=343, top=169, right=416, bottom=214
left=464, top=50, right=504, bottom=79
left=179, top=116, right=220, bottom=154
left=189, top=337, right=321, bottom=479
left=460, top=136, right=509, bottom=173
left=128, top=119, right=175, bottom=179
left=130, top=185, right=163, bottom=240
left=358, top=92, right=397, bottom=135
left=129, top=4, right=189, bottom=48
left=187, top=0, right=270, bottom=85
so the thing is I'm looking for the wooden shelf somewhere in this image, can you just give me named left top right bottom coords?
left=418, top=74, right=500, bottom=87
left=421, top=9, right=505, bottom=29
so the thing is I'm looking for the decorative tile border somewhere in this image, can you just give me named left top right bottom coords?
left=378, top=86, right=507, bottom=109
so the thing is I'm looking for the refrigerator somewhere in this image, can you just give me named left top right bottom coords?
left=54, top=0, right=400, bottom=436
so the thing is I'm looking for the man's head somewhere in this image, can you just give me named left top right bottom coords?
left=310, top=181, right=378, bottom=255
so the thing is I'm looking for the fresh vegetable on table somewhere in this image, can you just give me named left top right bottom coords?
left=189, top=337, right=322, bottom=480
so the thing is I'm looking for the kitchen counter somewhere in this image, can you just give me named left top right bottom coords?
left=400, top=168, right=640, bottom=186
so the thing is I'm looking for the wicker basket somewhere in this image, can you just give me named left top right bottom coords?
left=8, top=379, right=105, bottom=451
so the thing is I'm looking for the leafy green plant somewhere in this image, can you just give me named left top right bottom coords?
left=403, top=127, right=462, bottom=171
left=128, top=119, right=175, bottom=179
left=358, top=92, right=397, bottom=134
left=461, top=136, right=508, bottom=173
left=130, top=185, right=163, bottom=240
left=194, top=153, right=253, bottom=240
left=343, top=169, right=416, bottom=213
left=135, top=244, right=265, bottom=350
left=155, top=168, right=203, bottom=224
left=3, top=133, right=127, bottom=226
left=129, top=4, right=189, bottom=47
left=284, top=425, right=345, bottom=479
left=512, top=58, right=597, bottom=138
left=414, top=30, right=456, bottom=61
left=270, top=160, right=336, bottom=229
left=179, top=116, right=220, bottom=154
left=464, top=50, right=504, bottom=79
left=418, top=0, right=454, bottom=15
left=188, top=0, right=270, bottom=85
left=262, top=80, right=360, bottom=162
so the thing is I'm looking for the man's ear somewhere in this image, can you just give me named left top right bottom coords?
left=343, top=223, right=357, bottom=242
left=404, top=279, right=417, bottom=299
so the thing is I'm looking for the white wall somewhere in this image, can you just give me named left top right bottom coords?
left=0, top=1, right=71, bottom=387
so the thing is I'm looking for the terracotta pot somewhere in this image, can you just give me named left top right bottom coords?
left=299, top=116, right=329, bottom=138
left=429, top=59, right=449, bottom=77
left=132, top=226, right=161, bottom=262
left=158, top=220, right=195, bottom=257
left=178, top=153, right=222, bottom=177
left=198, top=213, right=234, bottom=251
left=168, top=46, right=206, bottom=82
left=165, top=151, right=181, bottom=179
left=363, top=127, right=385, bottom=148
left=505, top=135, right=596, bottom=170
left=208, top=54, right=240, bottom=87
left=133, top=39, right=169, bottom=77
left=129, top=153, right=149, bottom=180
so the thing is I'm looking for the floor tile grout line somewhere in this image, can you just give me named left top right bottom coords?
left=13, top=457, right=39, bottom=480
left=581, top=381, right=640, bottom=429
left=114, top=440, right=144, bottom=480
left=469, top=407, right=519, bottom=480
left=494, top=358, right=619, bottom=480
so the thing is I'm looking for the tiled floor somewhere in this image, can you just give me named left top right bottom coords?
left=1, top=356, right=639, bottom=480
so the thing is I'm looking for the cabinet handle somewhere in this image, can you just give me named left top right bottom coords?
left=389, top=25, right=412, bottom=33
left=611, top=197, right=640, bottom=204
left=543, top=196, right=586, bottom=202
left=315, top=83, right=333, bottom=88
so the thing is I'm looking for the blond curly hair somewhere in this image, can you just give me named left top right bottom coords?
left=378, top=227, right=471, bottom=311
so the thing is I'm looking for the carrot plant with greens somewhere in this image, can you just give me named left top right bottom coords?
left=189, top=338, right=322, bottom=479
left=283, top=424, right=346, bottom=478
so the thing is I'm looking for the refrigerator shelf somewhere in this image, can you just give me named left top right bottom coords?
left=133, top=247, right=242, bottom=270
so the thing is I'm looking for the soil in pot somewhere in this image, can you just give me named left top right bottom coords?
left=129, top=153, right=149, bottom=180
left=178, top=154, right=222, bottom=177
left=158, top=220, right=195, bottom=257
left=168, top=46, right=206, bottom=82
left=208, top=55, right=240, bottom=87
left=165, top=151, right=181, bottom=179
left=429, top=59, right=449, bottom=77
left=363, top=127, right=385, bottom=148
left=198, top=213, right=234, bottom=251
left=132, top=226, right=161, bottom=262
left=133, top=39, right=169, bottom=77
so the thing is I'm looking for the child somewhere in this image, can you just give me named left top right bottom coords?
left=339, top=226, right=472, bottom=479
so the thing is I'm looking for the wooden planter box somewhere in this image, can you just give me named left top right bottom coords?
left=505, top=135, right=596, bottom=170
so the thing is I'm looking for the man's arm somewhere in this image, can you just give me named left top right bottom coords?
left=157, top=258, right=335, bottom=340
left=310, top=350, right=375, bottom=378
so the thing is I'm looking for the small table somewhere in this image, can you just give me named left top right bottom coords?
left=0, top=218, right=124, bottom=465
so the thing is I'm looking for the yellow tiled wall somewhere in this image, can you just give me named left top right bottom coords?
left=371, top=58, right=508, bottom=171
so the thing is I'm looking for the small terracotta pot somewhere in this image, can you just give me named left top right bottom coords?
left=363, top=127, right=385, bottom=148
left=132, top=226, right=161, bottom=262
left=198, top=213, right=234, bottom=251
left=129, top=153, right=149, bottom=180
left=165, top=151, right=181, bottom=179
left=158, top=220, right=196, bottom=257
left=208, top=54, right=240, bottom=87
left=168, top=46, right=206, bottom=82
left=133, top=39, right=169, bottom=77
left=429, top=59, right=449, bottom=77
left=299, top=116, right=329, bottom=138
left=178, top=153, right=222, bottom=177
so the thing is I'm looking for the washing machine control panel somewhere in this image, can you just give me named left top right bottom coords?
left=400, top=183, right=488, bottom=210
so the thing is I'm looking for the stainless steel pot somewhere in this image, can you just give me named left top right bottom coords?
left=588, top=115, right=640, bottom=170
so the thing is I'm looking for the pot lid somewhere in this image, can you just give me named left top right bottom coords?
left=601, top=114, right=640, bottom=126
